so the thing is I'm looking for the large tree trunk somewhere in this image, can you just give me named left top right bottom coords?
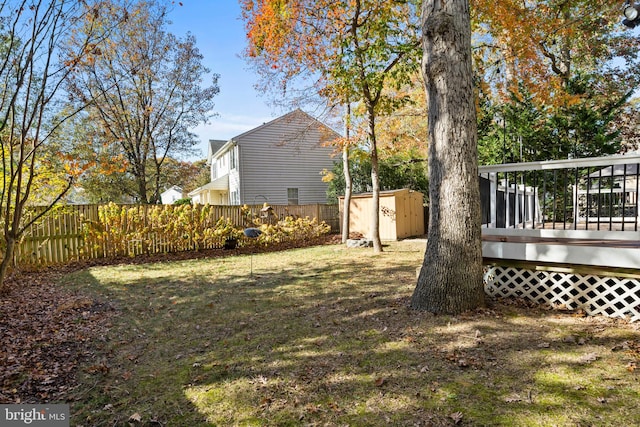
left=411, top=0, right=485, bottom=313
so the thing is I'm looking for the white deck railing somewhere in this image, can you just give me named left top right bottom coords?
left=479, top=155, right=640, bottom=322
left=479, top=154, right=640, bottom=234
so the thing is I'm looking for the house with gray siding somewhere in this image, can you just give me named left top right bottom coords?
left=188, top=109, right=340, bottom=205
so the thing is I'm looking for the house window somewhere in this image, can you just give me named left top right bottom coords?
left=230, top=147, right=236, bottom=170
left=287, top=188, right=299, bottom=205
left=230, top=190, right=240, bottom=205
left=211, top=163, right=217, bottom=180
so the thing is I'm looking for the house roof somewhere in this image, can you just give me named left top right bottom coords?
left=232, top=109, right=340, bottom=141
left=161, top=185, right=182, bottom=194
left=207, top=139, right=227, bottom=164
left=208, top=109, right=342, bottom=160
left=187, top=174, right=229, bottom=196
left=208, top=139, right=226, bottom=155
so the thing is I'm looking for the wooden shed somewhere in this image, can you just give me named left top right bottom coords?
left=339, top=189, right=425, bottom=240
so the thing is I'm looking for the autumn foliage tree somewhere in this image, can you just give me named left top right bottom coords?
left=472, top=0, right=640, bottom=160
left=242, top=0, right=421, bottom=253
left=0, top=0, right=111, bottom=290
left=66, top=0, right=219, bottom=204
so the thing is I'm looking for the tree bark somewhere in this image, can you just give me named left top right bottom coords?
left=411, top=0, right=485, bottom=313
left=0, top=234, right=16, bottom=292
left=342, top=105, right=352, bottom=243
left=367, top=103, right=383, bottom=254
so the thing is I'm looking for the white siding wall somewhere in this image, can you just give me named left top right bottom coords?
left=237, top=112, right=337, bottom=205
left=229, top=168, right=241, bottom=205
left=213, top=151, right=231, bottom=179
left=161, top=188, right=183, bottom=205
left=191, top=193, right=204, bottom=205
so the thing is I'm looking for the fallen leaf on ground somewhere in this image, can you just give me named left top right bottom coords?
left=450, top=411, right=463, bottom=424
left=580, top=353, right=599, bottom=364
left=128, top=412, right=142, bottom=423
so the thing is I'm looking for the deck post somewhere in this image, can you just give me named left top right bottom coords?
left=490, top=173, right=497, bottom=228
left=504, top=177, right=511, bottom=228
left=573, top=184, right=579, bottom=226
left=522, top=183, right=534, bottom=228
left=515, top=181, right=520, bottom=228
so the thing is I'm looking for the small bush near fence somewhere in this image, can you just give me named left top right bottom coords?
left=83, top=203, right=331, bottom=258
left=84, top=204, right=242, bottom=256
left=7, top=203, right=337, bottom=268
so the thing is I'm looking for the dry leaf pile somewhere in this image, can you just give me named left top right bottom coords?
left=0, top=270, right=114, bottom=403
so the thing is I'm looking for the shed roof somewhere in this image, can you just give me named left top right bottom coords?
left=339, top=188, right=423, bottom=199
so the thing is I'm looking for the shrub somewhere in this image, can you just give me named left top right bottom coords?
left=82, top=203, right=331, bottom=258
left=83, top=203, right=244, bottom=257
left=244, top=215, right=331, bottom=248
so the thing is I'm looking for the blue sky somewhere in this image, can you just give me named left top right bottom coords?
left=168, top=1, right=278, bottom=160
left=165, top=2, right=640, bottom=161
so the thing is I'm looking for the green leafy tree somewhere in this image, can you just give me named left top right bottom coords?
left=478, top=76, right=629, bottom=165
left=326, top=149, right=428, bottom=204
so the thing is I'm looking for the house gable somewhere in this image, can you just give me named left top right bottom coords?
left=233, top=109, right=340, bottom=205
left=160, top=186, right=184, bottom=205
left=192, top=110, right=340, bottom=206
left=207, top=139, right=226, bottom=165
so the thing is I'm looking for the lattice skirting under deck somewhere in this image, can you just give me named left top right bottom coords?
left=483, top=265, right=640, bottom=322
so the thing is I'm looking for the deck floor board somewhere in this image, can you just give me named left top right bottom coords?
left=482, top=235, right=640, bottom=248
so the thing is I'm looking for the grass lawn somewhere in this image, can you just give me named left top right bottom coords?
left=58, top=240, right=640, bottom=426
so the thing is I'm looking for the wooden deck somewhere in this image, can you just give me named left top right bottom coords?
left=482, top=228, right=640, bottom=271
left=478, top=155, right=640, bottom=320
left=478, top=153, right=640, bottom=271
left=482, top=234, right=640, bottom=248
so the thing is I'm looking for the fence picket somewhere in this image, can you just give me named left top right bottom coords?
left=4, top=203, right=338, bottom=268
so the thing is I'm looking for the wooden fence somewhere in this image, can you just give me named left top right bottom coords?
left=11, top=203, right=340, bottom=267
